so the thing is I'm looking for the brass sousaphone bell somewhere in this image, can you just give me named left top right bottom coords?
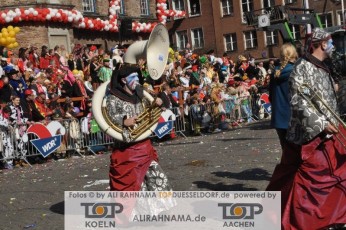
left=92, top=23, right=169, bottom=142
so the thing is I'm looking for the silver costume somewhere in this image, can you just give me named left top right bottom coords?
left=287, top=55, right=338, bottom=145
left=106, top=94, right=150, bottom=142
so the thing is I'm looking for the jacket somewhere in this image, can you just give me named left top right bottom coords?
left=287, top=54, right=338, bottom=145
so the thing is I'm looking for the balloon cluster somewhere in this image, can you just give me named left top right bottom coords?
left=156, top=0, right=185, bottom=24
left=0, top=0, right=185, bottom=33
left=132, top=0, right=185, bottom=33
left=0, top=25, right=20, bottom=49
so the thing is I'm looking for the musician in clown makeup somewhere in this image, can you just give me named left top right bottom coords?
left=268, top=27, right=346, bottom=229
left=106, top=66, right=173, bottom=193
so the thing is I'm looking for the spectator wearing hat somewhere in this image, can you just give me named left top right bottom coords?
left=63, top=97, right=78, bottom=119
left=110, top=46, right=123, bottom=71
left=8, top=69, right=28, bottom=99
left=89, top=45, right=97, bottom=58
left=97, top=58, right=112, bottom=83
left=89, top=56, right=102, bottom=90
left=1, top=57, right=12, bottom=73
left=33, top=92, right=54, bottom=121
left=236, top=55, right=249, bottom=77
left=21, top=89, right=41, bottom=122
left=21, top=89, right=35, bottom=121
left=189, top=65, right=201, bottom=88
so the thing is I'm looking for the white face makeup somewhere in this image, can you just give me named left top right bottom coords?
left=324, top=39, right=334, bottom=58
left=125, top=72, right=140, bottom=91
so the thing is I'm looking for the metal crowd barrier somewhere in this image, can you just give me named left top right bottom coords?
left=170, top=107, right=186, bottom=138
left=0, top=108, right=188, bottom=166
left=80, top=117, right=114, bottom=155
left=188, top=94, right=268, bottom=133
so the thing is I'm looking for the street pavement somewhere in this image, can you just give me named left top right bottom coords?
left=0, top=120, right=282, bottom=230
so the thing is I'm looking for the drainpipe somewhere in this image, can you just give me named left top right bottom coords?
left=304, top=0, right=311, bottom=33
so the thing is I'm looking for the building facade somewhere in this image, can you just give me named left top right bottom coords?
left=0, top=0, right=344, bottom=57
left=0, top=0, right=158, bottom=52
left=165, top=0, right=345, bottom=59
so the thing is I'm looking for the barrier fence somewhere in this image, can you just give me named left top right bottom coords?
left=0, top=95, right=270, bottom=166
left=188, top=93, right=271, bottom=133
left=0, top=107, right=187, bottom=166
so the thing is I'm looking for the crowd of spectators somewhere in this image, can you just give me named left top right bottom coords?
left=0, top=42, right=278, bottom=169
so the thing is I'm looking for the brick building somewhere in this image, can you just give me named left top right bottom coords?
left=0, top=0, right=344, bottom=58
left=0, top=0, right=158, bottom=52
left=165, top=0, right=345, bottom=59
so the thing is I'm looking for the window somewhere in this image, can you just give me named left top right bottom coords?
left=166, top=1, right=171, bottom=22
left=244, top=30, right=257, bottom=49
left=265, top=31, right=278, bottom=46
left=173, top=0, right=185, bottom=11
left=289, top=24, right=301, bottom=40
left=119, top=0, right=125, bottom=15
left=188, top=0, right=201, bottom=16
left=224, top=33, right=237, bottom=52
left=318, top=12, right=333, bottom=28
left=221, top=0, right=233, bottom=17
left=176, top=30, right=188, bottom=50
left=285, top=0, right=297, bottom=4
left=191, top=28, right=204, bottom=49
left=82, top=0, right=96, bottom=13
left=140, top=0, right=150, bottom=16
left=263, top=0, right=275, bottom=8
left=337, top=10, right=346, bottom=26
left=172, top=0, right=185, bottom=19
left=241, top=0, right=254, bottom=23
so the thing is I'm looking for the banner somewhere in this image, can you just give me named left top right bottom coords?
left=23, top=121, right=66, bottom=157
left=65, top=191, right=281, bottom=230
left=154, top=109, right=176, bottom=139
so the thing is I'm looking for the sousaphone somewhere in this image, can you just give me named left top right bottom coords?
left=92, top=23, right=169, bottom=142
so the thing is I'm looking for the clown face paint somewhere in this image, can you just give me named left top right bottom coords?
left=125, top=72, right=140, bottom=91
left=325, top=39, right=334, bottom=58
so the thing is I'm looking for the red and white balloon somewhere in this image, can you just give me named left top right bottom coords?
left=0, top=0, right=185, bottom=33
